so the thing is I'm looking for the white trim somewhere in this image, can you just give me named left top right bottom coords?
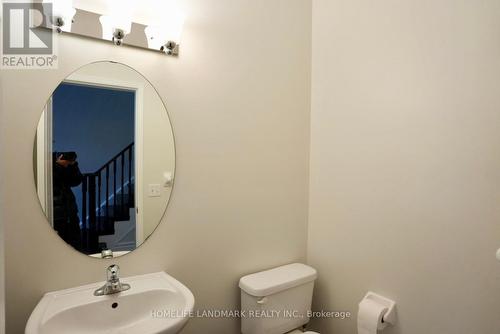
left=36, top=111, right=46, bottom=211
left=134, top=85, right=145, bottom=247
left=46, top=98, right=53, bottom=225
left=36, top=99, right=53, bottom=226
left=62, top=74, right=144, bottom=247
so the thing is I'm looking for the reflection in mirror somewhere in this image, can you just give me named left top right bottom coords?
left=33, top=61, right=175, bottom=258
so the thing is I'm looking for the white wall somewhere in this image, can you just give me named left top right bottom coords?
left=0, top=0, right=311, bottom=332
left=308, top=0, right=500, bottom=333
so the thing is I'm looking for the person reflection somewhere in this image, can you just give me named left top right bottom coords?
left=53, top=152, right=83, bottom=250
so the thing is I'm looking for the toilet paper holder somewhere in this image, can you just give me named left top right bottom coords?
left=362, top=292, right=397, bottom=328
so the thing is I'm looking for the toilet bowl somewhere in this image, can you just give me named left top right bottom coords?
left=287, top=330, right=319, bottom=334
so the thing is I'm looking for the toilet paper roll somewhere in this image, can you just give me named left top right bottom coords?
left=357, top=298, right=388, bottom=334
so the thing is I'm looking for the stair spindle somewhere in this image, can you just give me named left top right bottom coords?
left=82, top=176, right=88, bottom=250
left=121, top=152, right=125, bottom=216
left=97, top=172, right=102, bottom=231
left=105, top=165, right=109, bottom=224
left=128, top=146, right=133, bottom=207
left=88, top=174, right=97, bottom=252
left=113, top=159, right=117, bottom=208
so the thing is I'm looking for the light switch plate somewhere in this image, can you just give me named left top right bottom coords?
left=148, top=184, right=162, bottom=197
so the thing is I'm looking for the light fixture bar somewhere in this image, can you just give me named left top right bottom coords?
left=40, top=8, right=183, bottom=56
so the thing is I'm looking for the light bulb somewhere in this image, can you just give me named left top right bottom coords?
left=144, top=8, right=185, bottom=54
left=43, top=0, right=76, bottom=32
left=144, top=25, right=164, bottom=50
left=99, top=15, right=132, bottom=44
left=163, top=9, right=185, bottom=44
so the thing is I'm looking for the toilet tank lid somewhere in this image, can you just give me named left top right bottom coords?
left=239, top=263, right=317, bottom=297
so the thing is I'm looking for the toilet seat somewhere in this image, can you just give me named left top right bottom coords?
left=287, top=330, right=320, bottom=334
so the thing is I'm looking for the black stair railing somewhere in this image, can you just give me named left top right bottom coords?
left=80, top=142, right=134, bottom=253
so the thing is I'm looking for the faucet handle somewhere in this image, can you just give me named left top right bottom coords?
left=107, top=264, right=120, bottom=280
left=94, top=264, right=130, bottom=296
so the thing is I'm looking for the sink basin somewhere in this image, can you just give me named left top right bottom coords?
left=26, top=272, right=195, bottom=334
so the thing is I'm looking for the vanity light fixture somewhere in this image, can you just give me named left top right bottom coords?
left=40, top=0, right=185, bottom=56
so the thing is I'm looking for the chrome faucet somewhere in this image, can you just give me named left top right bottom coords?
left=94, top=265, right=131, bottom=296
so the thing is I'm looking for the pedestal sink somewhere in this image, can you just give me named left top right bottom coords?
left=26, top=272, right=195, bottom=334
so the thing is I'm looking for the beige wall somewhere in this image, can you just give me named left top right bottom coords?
left=0, top=206, right=4, bottom=334
left=0, top=0, right=311, bottom=332
left=0, top=119, right=4, bottom=334
left=140, top=74, right=175, bottom=241
left=0, top=73, right=5, bottom=334
left=308, top=0, right=500, bottom=333
left=0, top=220, right=3, bottom=334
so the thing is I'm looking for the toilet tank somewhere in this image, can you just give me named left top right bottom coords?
left=239, top=263, right=317, bottom=334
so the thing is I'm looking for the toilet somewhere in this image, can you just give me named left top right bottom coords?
left=239, top=263, right=320, bottom=334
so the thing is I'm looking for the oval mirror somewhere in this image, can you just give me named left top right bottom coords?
left=33, top=61, right=175, bottom=258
